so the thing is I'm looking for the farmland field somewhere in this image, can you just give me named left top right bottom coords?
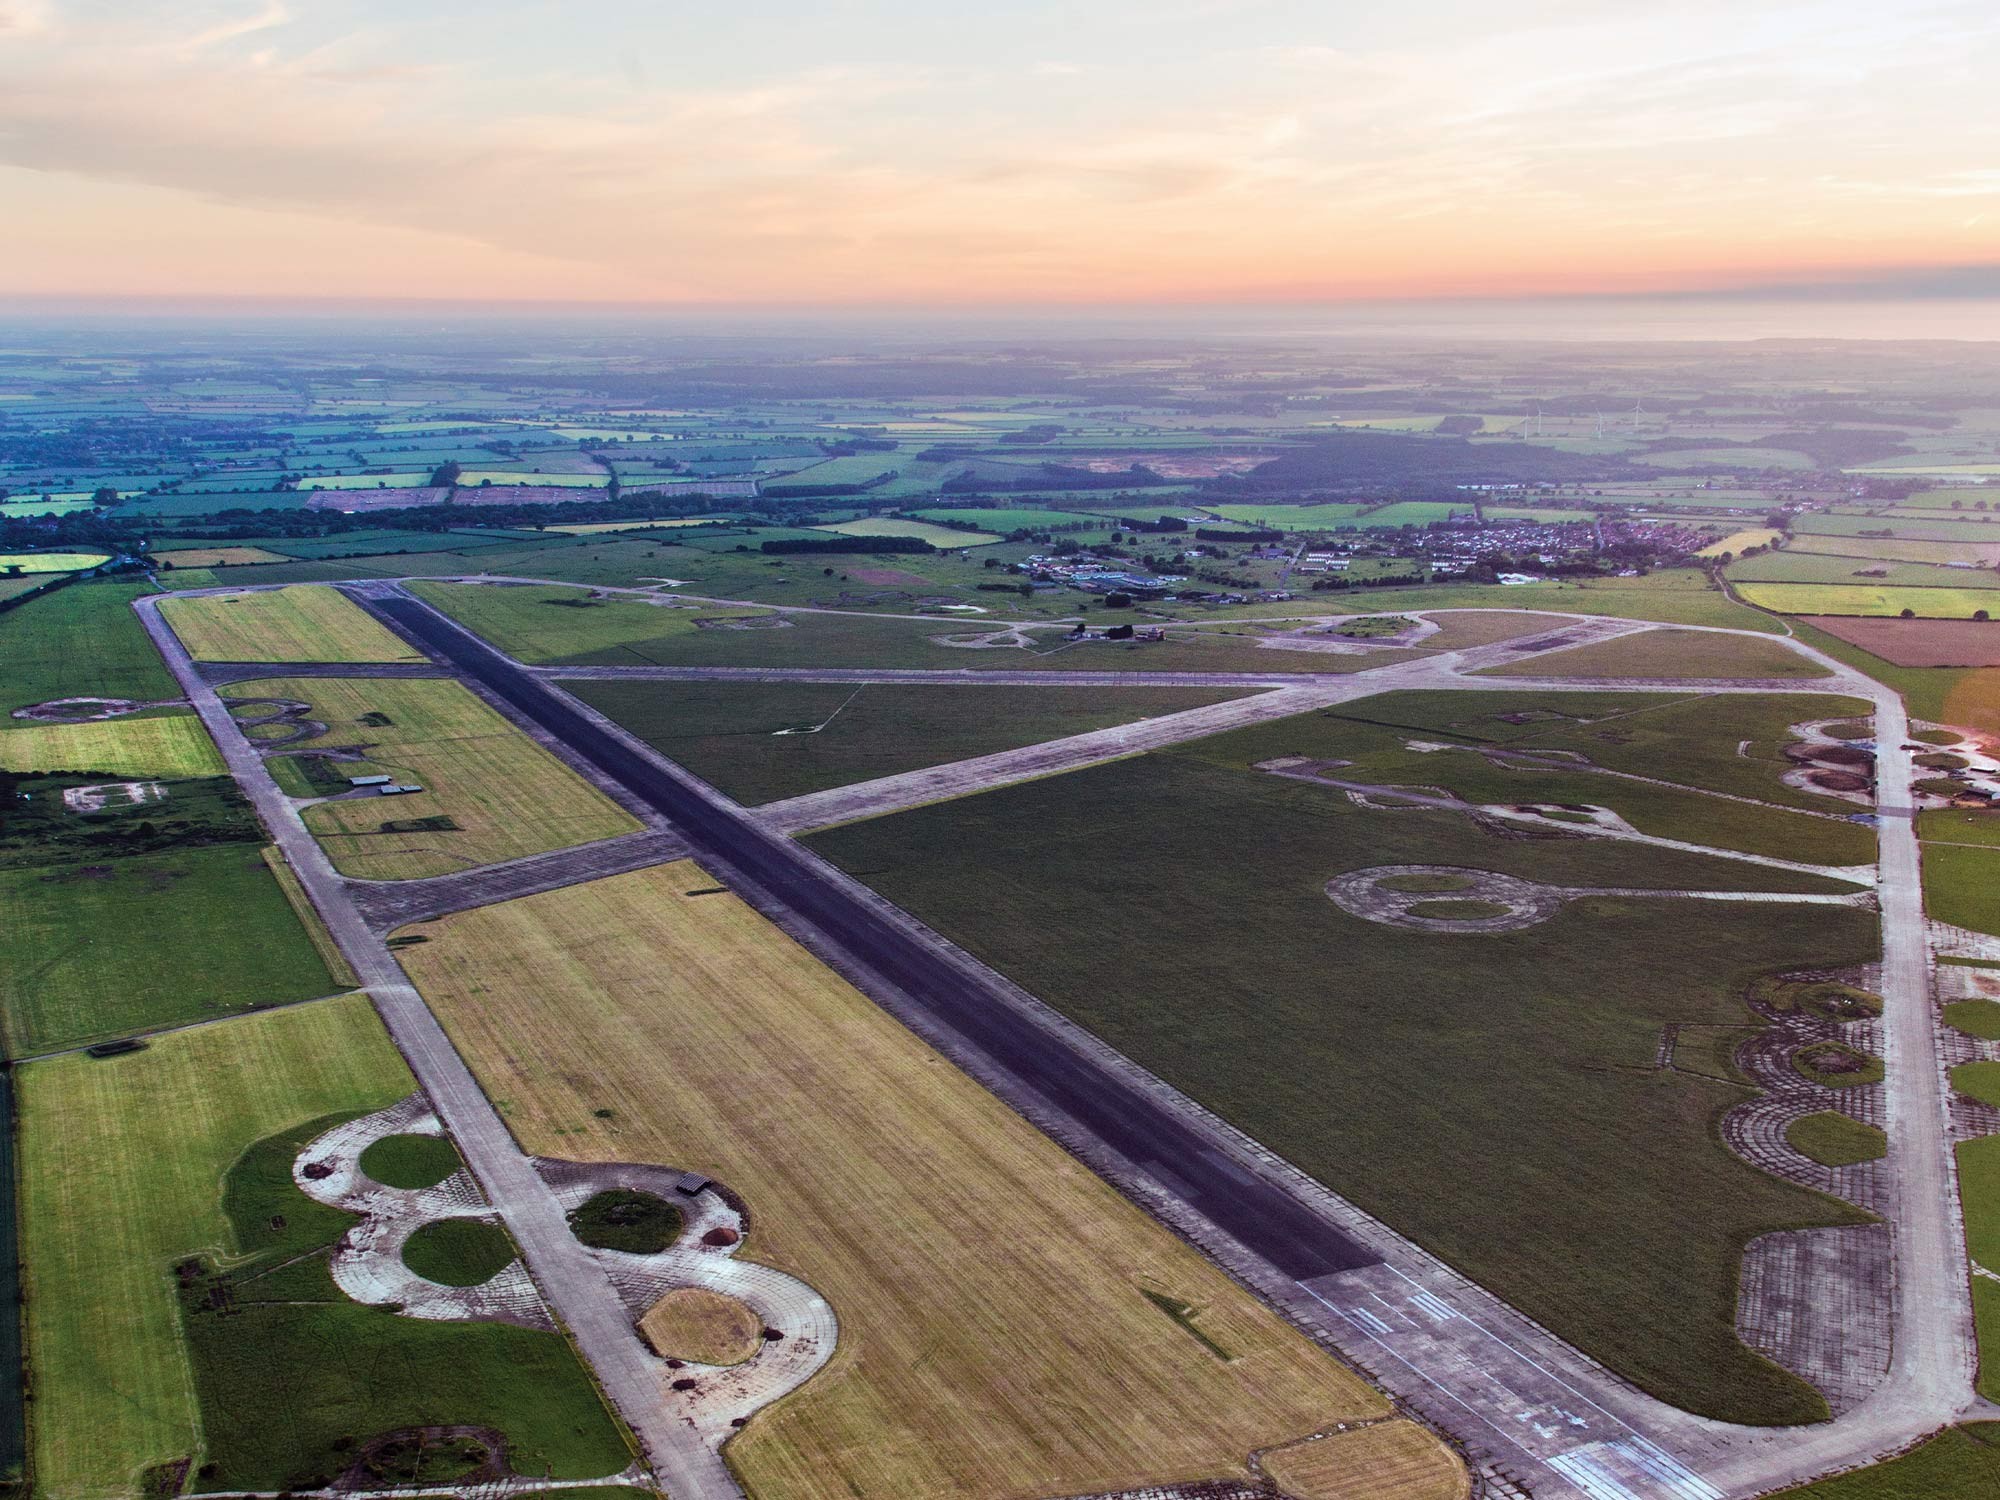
left=1787, top=535, right=2000, bottom=567
left=1261, top=1421, right=1468, bottom=1500
left=805, top=733, right=1877, bottom=1423
left=402, top=862, right=1407, bottom=1500
left=1475, top=627, right=1829, bottom=680
left=564, top=679, right=1253, bottom=804
left=161, top=585, right=426, bottom=663
left=1798, top=615, right=2000, bottom=668
left=0, top=841, right=342, bottom=1055
left=1726, top=550, right=2000, bottom=591
left=152, top=546, right=291, bottom=567
left=0, top=551, right=109, bottom=572
left=548, top=518, right=727, bottom=534
left=0, top=711, right=221, bottom=777
left=0, top=581, right=181, bottom=710
left=228, top=676, right=641, bottom=880
left=1199, top=502, right=1371, bottom=527
left=16, top=995, right=630, bottom=1498
left=814, top=517, right=1000, bottom=546
left=1734, top=582, right=2000, bottom=618
left=1697, top=529, right=1784, bottom=557
left=911, top=506, right=1110, bottom=532
left=1792, top=513, right=2000, bottom=544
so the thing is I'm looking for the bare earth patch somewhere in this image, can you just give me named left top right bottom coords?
left=1802, top=614, right=2000, bottom=667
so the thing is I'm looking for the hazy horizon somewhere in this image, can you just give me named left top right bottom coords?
left=5, top=0, right=2000, bottom=317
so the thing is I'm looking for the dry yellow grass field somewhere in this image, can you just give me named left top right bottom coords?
left=401, top=861, right=1405, bottom=1500
left=161, top=586, right=425, bottom=663
left=152, top=546, right=291, bottom=568
left=1413, top=610, right=1550, bottom=649
left=1261, top=1421, right=1469, bottom=1500
left=1696, top=528, right=1783, bottom=558
left=0, top=712, right=222, bottom=777
left=639, top=1287, right=764, bottom=1365
left=229, top=676, right=640, bottom=880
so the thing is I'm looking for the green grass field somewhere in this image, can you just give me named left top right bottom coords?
left=0, top=842, right=342, bottom=1055
left=1283, top=692, right=1874, bottom=865
left=401, top=1218, right=519, bottom=1287
left=0, top=551, right=109, bottom=573
left=1478, top=628, right=1828, bottom=680
left=1785, top=1111, right=1886, bottom=1166
left=565, top=680, right=1252, bottom=804
left=1794, top=513, right=2000, bottom=543
left=405, top=581, right=772, bottom=662
left=913, top=506, right=1112, bottom=532
left=1769, top=1425, right=2000, bottom=1498
left=1199, top=503, right=1372, bottom=527
left=359, top=1132, right=463, bottom=1188
left=0, top=711, right=221, bottom=777
left=415, top=579, right=1428, bottom=675
left=17, top=998, right=409, bottom=1499
left=806, top=735, right=1876, bottom=1424
left=17, top=997, right=630, bottom=1497
left=1735, top=582, right=2000, bottom=619
left=1727, top=549, right=2000, bottom=591
left=0, top=582, right=180, bottom=711
left=1945, top=1000, right=2000, bottom=1039
left=1386, top=689, right=1872, bottom=814
left=1952, top=1061, right=2000, bottom=1108
left=1922, top=842, right=2000, bottom=936
left=815, top=517, right=1001, bottom=546
left=1788, top=534, right=2000, bottom=568
left=1197, top=570, right=1782, bottom=633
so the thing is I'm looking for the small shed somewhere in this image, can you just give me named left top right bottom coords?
left=349, top=774, right=392, bottom=787
left=674, top=1171, right=711, bottom=1197
left=377, top=783, right=424, bottom=796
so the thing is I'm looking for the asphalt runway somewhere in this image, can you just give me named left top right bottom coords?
left=370, top=590, right=1380, bottom=1281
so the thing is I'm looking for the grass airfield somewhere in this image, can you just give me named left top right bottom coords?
left=401, top=860, right=1399, bottom=1500
left=804, top=691, right=1881, bottom=1424
left=226, top=676, right=641, bottom=880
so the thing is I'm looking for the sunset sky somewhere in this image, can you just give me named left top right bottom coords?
left=2, top=0, right=1997, bottom=309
